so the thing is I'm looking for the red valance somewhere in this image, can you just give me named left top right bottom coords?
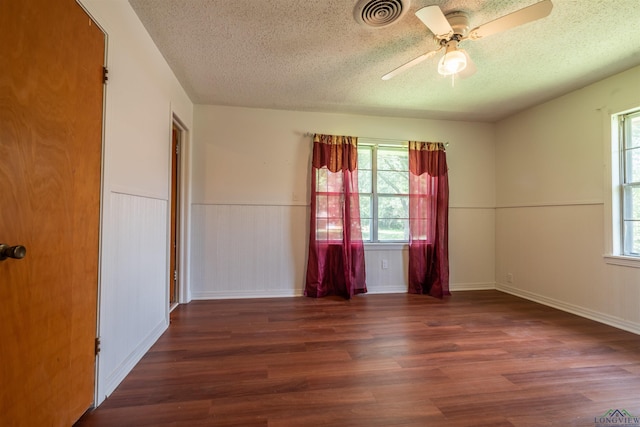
left=312, top=134, right=358, bottom=173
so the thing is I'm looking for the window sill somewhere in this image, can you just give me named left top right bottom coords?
left=603, top=254, right=640, bottom=268
left=364, top=243, right=408, bottom=251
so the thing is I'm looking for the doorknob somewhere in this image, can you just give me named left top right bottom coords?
left=0, top=244, right=27, bottom=261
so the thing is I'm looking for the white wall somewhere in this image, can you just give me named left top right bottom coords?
left=495, top=65, right=640, bottom=333
left=79, top=0, right=194, bottom=405
left=191, top=106, right=495, bottom=298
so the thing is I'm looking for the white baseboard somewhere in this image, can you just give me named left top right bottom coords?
left=191, top=289, right=304, bottom=299
left=450, top=282, right=496, bottom=291
left=192, top=282, right=496, bottom=300
left=367, top=285, right=408, bottom=294
left=496, top=282, right=640, bottom=336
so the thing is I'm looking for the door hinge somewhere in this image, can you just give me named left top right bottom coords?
left=174, top=269, right=178, bottom=282
left=102, top=66, right=109, bottom=84
left=176, top=142, right=180, bottom=155
left=95, top=337, right=101, bottom=355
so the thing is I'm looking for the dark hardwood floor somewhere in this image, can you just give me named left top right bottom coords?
left=74, top=291, right=640, bottom=426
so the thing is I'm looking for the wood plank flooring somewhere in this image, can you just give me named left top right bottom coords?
left=74, top=291, right=640, bottom=426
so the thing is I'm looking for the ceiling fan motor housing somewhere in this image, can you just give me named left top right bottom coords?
left=442, top=11, right=469, bottom=40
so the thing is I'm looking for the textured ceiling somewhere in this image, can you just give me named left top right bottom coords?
left=129, top=0, right=640, bottom=122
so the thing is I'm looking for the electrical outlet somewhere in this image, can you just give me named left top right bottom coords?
left=507, top=273, right=513, bottom=284
left=381, top=259, right=388, bottom=269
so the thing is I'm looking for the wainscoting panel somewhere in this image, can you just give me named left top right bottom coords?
left=364, top=245, right=408, bottom=294
left=97, top=192, right=168, bottom=402
left=190, top=204, right=308, bottom=298
left=191, top=204, right=496, bottom=298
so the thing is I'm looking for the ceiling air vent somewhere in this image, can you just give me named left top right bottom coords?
left=354, top=0, right=409, bottom=28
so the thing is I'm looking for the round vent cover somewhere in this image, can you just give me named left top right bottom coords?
left=354, top=0, right=409, bottom=28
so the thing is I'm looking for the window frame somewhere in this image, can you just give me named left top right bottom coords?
left=620, top=109, right=640, bottom=256
left=605, top=107, right=640, bottom=267
left=358, top=141, right=410, bottom=244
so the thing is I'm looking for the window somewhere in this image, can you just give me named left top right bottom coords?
left=358, top=143, right=409, bottom=243
left=620, top=110, right=640, bottom=255
left=315, top=167, right=346, bottom=242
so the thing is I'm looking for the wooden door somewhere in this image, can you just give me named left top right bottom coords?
left=0, top=0, right=105, bottom=425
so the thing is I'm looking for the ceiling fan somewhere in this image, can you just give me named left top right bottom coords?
left=382, top=0, right=553, bottom=80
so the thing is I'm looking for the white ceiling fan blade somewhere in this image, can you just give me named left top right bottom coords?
left=457, top=49, right=476, bottom=78
left=415, top=6, right=453, bottom=39
left=382, top=49, right=440, bottom=80
left=469, top=0, right=553, bottom=40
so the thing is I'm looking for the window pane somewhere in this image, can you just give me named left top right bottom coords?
left=328, top=218, right=343, bottom=240
left=316, top=224, right=329, bottom=240
left=360, top=218, right=371, bottom=242
left=379, top=218, right=409, bottom=241
left=316, top=168, right=328, bottom=190
left=623, top=185, right=640, bottom=220
left=316, top=194, right=344, bottom=219
left=378, top=196, right=409, bottom=219
left=316, top=218, right=329, bottom=241
left=358, top=146, right=372, bottom=170
left=625, top=147, right=640, bottom=183
left=624, top=220, right=640, bottom=255
left=378, top=195, right=409, bottom=241
left=627, top=114, right=640, bottom=149
left=409, top=218, right=430, bottom=241
left=378, top=148, right=408, bottom=171
left=316, top=217, right=343, bottom=241
left=359, top=194, right=371, bottom=219
left=316, top=193, right=328, bottom=216
left=358, top=170, right=372, bottom=193
left=317, top=168, right=344, bottom=192
left=378, top=170, right=408, bottom=194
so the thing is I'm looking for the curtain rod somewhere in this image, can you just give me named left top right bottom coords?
left=304, top=132, right=449, bottom=147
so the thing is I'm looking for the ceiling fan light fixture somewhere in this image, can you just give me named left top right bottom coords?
left=383, top=1, right=553, bottom=81
left=437, top=49, right=467, bottom=76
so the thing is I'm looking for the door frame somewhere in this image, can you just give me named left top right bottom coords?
left=170, top=113, right=192, bottom=308
left=169, top=123, right=180, bottom=308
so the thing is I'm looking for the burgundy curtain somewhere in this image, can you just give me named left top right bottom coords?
left=305, top=134, right=367, bottom=299
left=408, top=141, right=449, bottom=298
